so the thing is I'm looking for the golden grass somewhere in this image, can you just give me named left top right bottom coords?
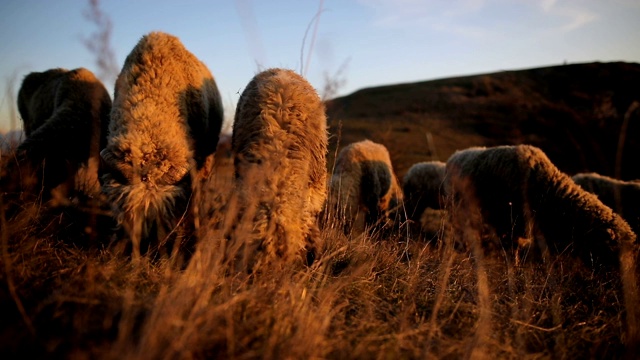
left=0, top=157, right=638, bottom=359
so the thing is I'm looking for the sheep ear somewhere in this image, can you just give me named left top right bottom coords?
left=161, top=164, right=190, bottom=185
left=100, top=148, right=118, bottom=169
left=100, top=148, right=133, bottom=183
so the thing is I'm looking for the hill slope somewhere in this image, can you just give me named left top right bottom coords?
left=326, top=61, right=640, bottom=180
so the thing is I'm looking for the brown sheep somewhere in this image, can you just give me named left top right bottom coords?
left=100, top=32, right=223, bottom=259
left=1, top=67, right=111, bottom=205
left=328, top=139, right=403, bottom=236
left=572, top=172, right=640, bottom=235
left=231, top=68, right=327, bottom=270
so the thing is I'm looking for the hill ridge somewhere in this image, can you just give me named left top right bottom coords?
left=326, top=61, right=640, bottom=180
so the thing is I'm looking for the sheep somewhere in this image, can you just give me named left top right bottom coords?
left=444, top=144, right=638, bottom=270
left=401, top=161, right=447, bottom=238
left=445, top=144, right=640, bottom=346
left=402, top=161, right=447, bottom=215
left=230, top=68, right=327, bottom=270
left=572, top=172, right=640, bottom=235
left=100, top=31, right=223, bottom=259
left=1, top=67, right=111, bottom=205
left=327, top=139, right=403, bottom=236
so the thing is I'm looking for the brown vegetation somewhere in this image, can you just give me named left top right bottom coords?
left=2, top=177, right=638, bottom=358
left=1, top=62, right=640, bottom=359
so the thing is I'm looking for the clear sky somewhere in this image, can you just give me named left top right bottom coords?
left=1, top=0, right=639, bottom=132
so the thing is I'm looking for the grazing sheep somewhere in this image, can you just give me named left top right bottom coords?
left=231, top=68, right=327, bottom=269
left=402, top=161, right=447, bottom=236
left=572, top=172, right=640, bottom=235
left=1, top=67, right=111, bottom=204
left=444, top=145, right=637, bottom=270
left=446, top=144, right=640, bottom=346
left=402, top=161, right=447, bottom=215
left=328, top=139, right=403, bottom=235
left=100, top=32, right=223, bottom=258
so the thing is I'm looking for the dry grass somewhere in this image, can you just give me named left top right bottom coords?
left=0, top=154, right=638, bottom=359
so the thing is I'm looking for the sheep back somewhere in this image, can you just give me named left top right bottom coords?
left=572, top=172, right=640, bottom=235
left=231, top=68, right=327, bottom=268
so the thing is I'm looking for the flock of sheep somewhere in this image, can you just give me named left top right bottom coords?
left=1, top=32, right=639, bottom=285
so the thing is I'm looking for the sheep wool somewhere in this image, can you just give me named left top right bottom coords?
left=328, top=139, right=403, bottom=235
left=100, top=31, right=223, bottom=258
left=446, top=144, right=640, bottom=346
left=231, top=68, right=328, bottom=270
left=3, top=67, right=111, bottom=202
left=445, top=144, right=637, bottom=270
left=402, top=161, right=447, bottom=220
left=572, top=172, right=640, bottom=235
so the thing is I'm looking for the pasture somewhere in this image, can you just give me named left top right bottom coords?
left=1, top=140, right=638, bottom=359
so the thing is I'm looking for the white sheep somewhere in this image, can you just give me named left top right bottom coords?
left=100, top=32, right=223, bottom=259
left=328, top=139, right=403, bottom=236
left=230, top=68, right=328, bottom=270
left=1, top=67, right=111, bottom=204
left=572, top=172, right=640, bottom=235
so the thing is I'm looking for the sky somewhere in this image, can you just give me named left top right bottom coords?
left=1, top=0, right=639, bottom=132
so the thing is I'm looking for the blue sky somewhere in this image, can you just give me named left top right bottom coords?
left=1, top=0, right=639, bottom=132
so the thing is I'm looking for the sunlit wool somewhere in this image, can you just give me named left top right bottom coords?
left=328, top=139, right=403, bottom=235
left=231, top=68, right=328, bottom=268
left=100, top=31, right=223, bottom=255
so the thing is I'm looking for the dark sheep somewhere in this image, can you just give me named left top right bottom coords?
left=1, top=67, right=111, bottom=205
left=572, top=172, right=640, bottom=235
left=445, top=144, right=640, bottom=346
left=401, top=161, right=447, bottom=240
left=444, top=145, right=638, bottom=269
left=402, top=160, right=446, bottom=215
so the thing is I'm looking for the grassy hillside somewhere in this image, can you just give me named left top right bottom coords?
left=326, top=61, right=640, bottom=180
